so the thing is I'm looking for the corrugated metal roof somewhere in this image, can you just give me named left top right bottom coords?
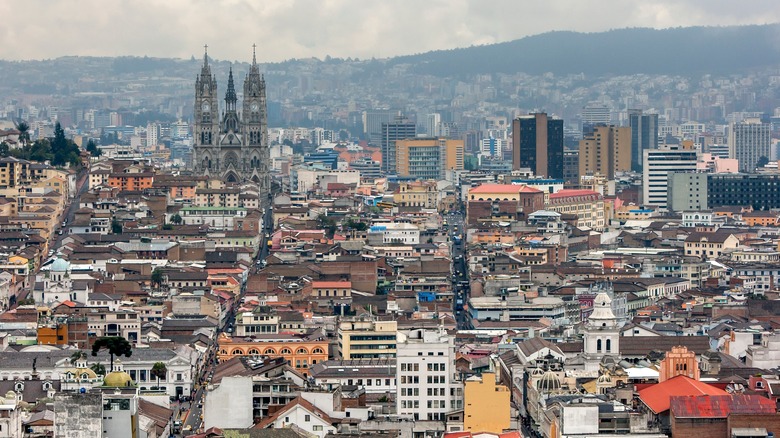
left=670, top=394, right=776, bottom=418
left=638, top=375, right=728, bottom=414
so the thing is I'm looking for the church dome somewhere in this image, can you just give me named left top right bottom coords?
left=65, top=367, right=98, bottom=380
left=50, top=257, right=70, bottom=272
left=537, top=370, right=561, bottom=393
left=103, top=371, right=134, bottom=388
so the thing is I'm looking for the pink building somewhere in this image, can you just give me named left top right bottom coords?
left=697, top=153, right=739, bottom=173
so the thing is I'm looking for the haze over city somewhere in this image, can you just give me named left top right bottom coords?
left=2, top=0, right=780, bottom=61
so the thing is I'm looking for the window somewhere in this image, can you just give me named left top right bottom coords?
left=313, top=426, right=323, bottom=431
left=305, top=414, right=311, bottom=422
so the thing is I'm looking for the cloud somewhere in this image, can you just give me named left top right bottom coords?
left=0, top=0, right=778, bottom=62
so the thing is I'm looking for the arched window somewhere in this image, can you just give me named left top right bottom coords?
left=296, top=348, right=308, bottom=355
left=280, top=348, right=292, bottom=355
left=231, top=348, right=243, bottom=355
left=312, top=347, right=325, bottom=354
left=220, top=349, right=228, bottom=355
left=248, top=348, right=260, bottom=355
left=596, top=339, right=602, bottom=352
left=606, top=339, right=611, bottom=352
left=264, top=348, right=276, bottom=355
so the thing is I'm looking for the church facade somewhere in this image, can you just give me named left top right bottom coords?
left=192, top=46, right=270, bottom=206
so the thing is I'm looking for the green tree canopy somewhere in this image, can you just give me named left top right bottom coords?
left=151, top=362, right=168, bottom=389
left=91, top=336, right=133, bottom=372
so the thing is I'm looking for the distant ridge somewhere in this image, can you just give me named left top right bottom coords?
left=387, top=24, right=780, bottom=77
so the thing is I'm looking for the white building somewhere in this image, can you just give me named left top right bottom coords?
left=746, top=333, right=780, bottom=369
left=369, top=223, right=420, bottom=245
left=396, top=328, right=462, bottom=422
left=582, top=291, right=621, bottom=372
left=0, top=390, right=21, bottom=438
left=729, top=118, right=771, bottom=172
left=642, top=145, right=697, bottom=208
left=204, top=376, right=254, bottom=430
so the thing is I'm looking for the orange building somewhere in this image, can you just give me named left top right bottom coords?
left=743, top=211, right=780, bottom=227
left=659, top=346, right=699, bottom=382
left=37, top=321, right=69, bottom=345
left=217, top=333, right=328, bottom=375
left=108, top=172, right=154, bottom=191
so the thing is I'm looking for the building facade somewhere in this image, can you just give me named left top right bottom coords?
left=642, top=145, right=697, bottom=208
left=395, top=138, right=464, bottom=180
left=578, top=125, right=631, bottom=179
left=192, top=47, right=270, bottom=206
left=380, top=116, right=416, bottom=174
left=511, top=113, right=564, bottom=178
left=729, top=118, right=771, bottom=172
left=628, top=109, right=659, bottom=172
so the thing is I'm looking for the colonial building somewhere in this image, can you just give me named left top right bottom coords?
left=192, top=46, right=270, bottom=207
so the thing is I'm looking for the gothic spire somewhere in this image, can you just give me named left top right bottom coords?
left=225, top=66, right=237, bottom=102
left=252, top=43, right=257, bottom=66
left=203, top=44, right=209, bottom=67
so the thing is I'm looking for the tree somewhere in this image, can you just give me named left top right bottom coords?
left=756, top=156, right=770, bottom=169
left=91, top=336, right=133, bottom=373
left=70, top=350, right=87, bottom=365
left=111, top=218, right=122, bottom=234
left=151, top=268, right=164, bottom=289
left=170, top=213, right=183, bottom=225
left=86, top=139, right=102, bottom=157
left=90, top=362, right=106, bottom=376
left=0, top=142, right=8, bottom=157
left=17, top=297, right=36, bottom=306
left=13, top=120, right=30, bottom=147
left=50, top=122, right=80, bottom=167
left=151, top=362, right=168, bottom=390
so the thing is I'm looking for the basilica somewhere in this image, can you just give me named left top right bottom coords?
left=192, top=46, right=270, bottom=205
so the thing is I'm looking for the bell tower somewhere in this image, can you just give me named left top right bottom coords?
left=242, top=44, right=270, bottom=205
left=582, top=290, right=621, bottom=371
left=193, top=45, right=219, bottom=176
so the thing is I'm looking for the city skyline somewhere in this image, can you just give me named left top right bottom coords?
left=1, top=0, right=779, bottom=62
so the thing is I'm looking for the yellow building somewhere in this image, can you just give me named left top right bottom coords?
left=578, top=125, right=631, bottom=180
left=395, top=181, right=438, bottom=209
left=464, top=372, right=510, bottom=433
left=546, top=189, right=606, bottom=231
left=395, top=138, right=463, bottom=179
left=337, top=319, right=397, bottom=359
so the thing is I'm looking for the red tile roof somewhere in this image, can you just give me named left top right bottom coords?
left=638, top=375, right=728, bottom=414
left=469, top=184, right=542, bottom=194
left=670, top=394, right=776, bottom=418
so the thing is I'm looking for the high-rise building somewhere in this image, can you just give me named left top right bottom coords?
left=363, top=109, right=395, bottom=145
left=426, top=113, right=442, bottom=137
left=628, top=109, right=659, bottom=172
left=642, top=145, right=697, bottom=207
left=511, top=113, right=564, bottom=178
left=581, top=102, right=611, bottom=134
left=729, top=118, right=771, bottom=172
left=381, top=116, right=416, bottom=174
left=192, top=47, right=270, bottom=206
left=563, top=150, right=580, bottom=184
left=395, top=138, right=464, bottom=180
left=396, top=328, right=462, bottom=421
left=578, top=125, right=631, bottom=179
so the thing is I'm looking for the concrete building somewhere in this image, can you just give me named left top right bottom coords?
left=729, top=118, right=771, bottom=172
left=396, top=328, right=462, bottom=422
left=746, top=333, right=780, bottom=369
left=0, top=390, right=21, bottom=438
left=545, top=189, right=606, bottom=231
left=395, top=138, right=464, bottom=180
left=338, top=319, right=398, bottom=359
left=381, top=116, right=416, bottom=174
left=204, top=376, right=254, bottom=430
left=578, top=125, right=631, bottom=179
left=511, top=113, right=564, bottom=178
left=628, top=109, right=659, bottom=172
left=667, top=172, right=708, bottom=212
left=642, top=145, right=697, bottom=208
left=582, top=291, right=621, bottom=372
left=463, top=372, right=510, bottom=433
left=466, top=183, right=545, bottom=226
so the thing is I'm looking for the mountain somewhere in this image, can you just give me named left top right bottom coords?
left=387, top=24, right=780, bottom=77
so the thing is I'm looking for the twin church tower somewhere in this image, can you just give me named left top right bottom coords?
left=192, top=45, right=270, bottom=204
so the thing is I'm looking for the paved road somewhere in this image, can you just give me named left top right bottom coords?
left=448, top=211, right=470, bottom=329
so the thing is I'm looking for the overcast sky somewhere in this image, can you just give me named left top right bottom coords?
left=2, top=0, right=778, bottom=62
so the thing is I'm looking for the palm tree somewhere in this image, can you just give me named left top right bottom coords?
left=13, top=120, right=30, bottom=147
left=151, top=268, right=164, bottom=290
left=70, top=350, right=87, bottom=366
left=90, top=362, right=106, bottom=376
left=151, top=362, right=168, bottom=390
left=91, top=336, right=133, bottom=372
